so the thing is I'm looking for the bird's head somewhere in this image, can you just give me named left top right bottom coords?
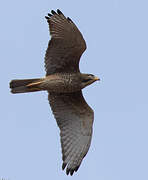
left=81, top=73, right=100, bottom=88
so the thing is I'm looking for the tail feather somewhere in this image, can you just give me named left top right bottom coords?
left=10, top=78, right=43, bottom=94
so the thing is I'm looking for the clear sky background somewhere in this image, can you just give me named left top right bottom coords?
left=0, top=0, right=148, bottom=179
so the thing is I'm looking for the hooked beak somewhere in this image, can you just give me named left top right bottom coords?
left=94, top=76, right=100, bottom=81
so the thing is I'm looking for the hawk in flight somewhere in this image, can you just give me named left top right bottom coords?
left=9, top=9, right=99, bottom=175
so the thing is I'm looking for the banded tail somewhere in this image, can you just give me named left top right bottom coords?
left=9, top=78, right=43, bottom=94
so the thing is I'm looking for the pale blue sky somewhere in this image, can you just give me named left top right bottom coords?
left=0, top=0, right=148, bottom=179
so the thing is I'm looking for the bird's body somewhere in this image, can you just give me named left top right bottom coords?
left=10, top=73, right=98, bottom=93
left=9, top=9, right=99, bottom=175
left=40, top=73, right=97, bottom=93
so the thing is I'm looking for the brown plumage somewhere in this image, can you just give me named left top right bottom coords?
left=9, top=9, right=99, bottom=176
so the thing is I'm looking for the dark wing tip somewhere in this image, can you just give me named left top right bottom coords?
left=45, top=9, right=64, bottom=21
left=70, top=170, right=74, bottom=176
left=62, top=154, right=66, bottom=161
left=65, top=166, right=80, bottom=176
left=57, top=9, right=63, bottom=15
left=62, top=163, right=67, bottom=170
left=9, top=80, right=13, bottom=88
left=66, top=168, right=75, bottom=176
left=48, top=13, right=52, bottom=17
left=45, top=11, right=55, bottom=21
left=45, top=16, right=49, bottom=20
left=67, top=17, right=72, bottom=22
left=66, top=168, right=70, bottom=175
left=74, top=165, right=80, bottom=172
left=51, top=10, right=57, bottom=15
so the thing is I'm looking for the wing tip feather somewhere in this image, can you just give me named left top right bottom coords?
left=51, top=10, right=57, bottom=15
left=62, top=163, right=67, bottom=170
left=67, top=17, right=72, bottom=22
left=62, top=162, right=80, bottom=176
left=57, top=9, right=63, bottom=15
left=45, top=9, right=64, bottom=20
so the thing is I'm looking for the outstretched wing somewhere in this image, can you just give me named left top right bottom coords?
left=48, top=91, right=94, bottom=175
left=45, top=9, right=86, bottom=75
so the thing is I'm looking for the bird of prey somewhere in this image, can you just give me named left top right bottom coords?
left=9, top=9, right=99, bottom=175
